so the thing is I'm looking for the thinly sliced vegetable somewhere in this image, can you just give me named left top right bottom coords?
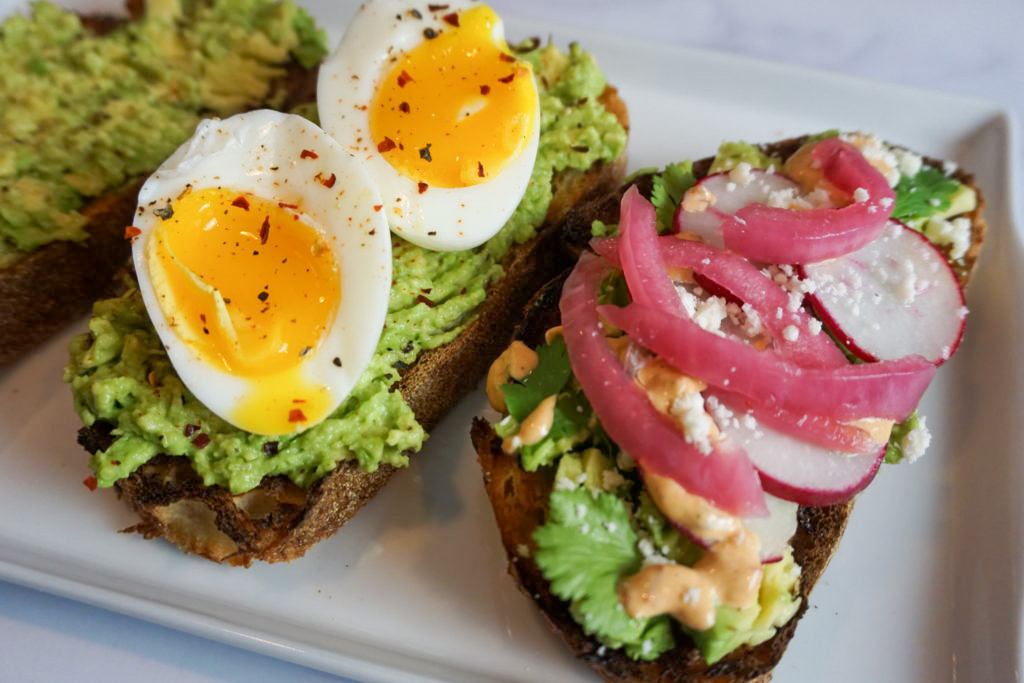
left=560, top=253, right=767, bottom=518
left=618, top=185, right=685, bottom=317
left=598, top=302, right=935, bottom=422
left=593, top=235, right=847, bottom=368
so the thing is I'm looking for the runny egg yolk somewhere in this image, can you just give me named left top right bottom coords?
left=369, top=5, right=537, bottom=188
left=146, top=187, right=340, bottom=435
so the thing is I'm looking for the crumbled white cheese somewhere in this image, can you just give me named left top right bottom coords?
left=681, top=183, right=717, bottom=213
left=671, top=391, right=714, bottom=455
left=879, top=196, right=894, bottom=209
left=894, top=148, right=923, bottom=177
left=604, top=521, right=618, bottom=534
left=740, top=303, right=763, bottom=337
left=692, top=295, right=729, bottom=334
left=728, top=161, right=754, bottom=186
left=767, top=187, right=797, bottom=208
left=901, top=416, right=931, bottom=463
left=897, top=259, right=918, bottom=305
left=516, top=543, right=530, bottom=558
left=807, top=318, right=823, bottom=336
left=782, top=324, right=800, bottom=341
left=554, top=477, right=577, bottom=491
left=853, top=187, right=870, bottom=203
left=942, top=160, right=959, bottom=175
left=923, top=215, right=971, bottom=260
left=576, top=503, right=588, bottom=519
left=682, top=587, right=702, bottom=606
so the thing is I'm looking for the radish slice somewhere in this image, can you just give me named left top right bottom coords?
left=593, top=235, right=847, bottom=369
left=598, top=302, right=936, bottom=421
left=618, top=185, right=685, bottom=317
left=560, top=253, right=767, bottom=518
left=801, top=221, right=968, bottom=365
left=720, top=411, right=885, bottom=506
left=674, top=170, right=802, bottom=247
left=676, top=139, right=896, bottom=264
left=708, top=389, right=879, bottom=454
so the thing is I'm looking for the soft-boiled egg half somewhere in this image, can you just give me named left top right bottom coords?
left=317, top=0, right=540, bottom=251
left=131, top=110, right=391, bottom=436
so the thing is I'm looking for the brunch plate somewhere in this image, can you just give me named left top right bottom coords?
left=0, top=1, right=1021, bottom=681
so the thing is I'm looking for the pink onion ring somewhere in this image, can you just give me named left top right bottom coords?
left=617, top=185, right=685, bottom=316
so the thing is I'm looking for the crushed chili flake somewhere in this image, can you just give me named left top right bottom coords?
left=378, top=137, right=397, bottom=153
left=419, top=144, right=432, bottom=162
left=263, top=441, right=279, bottom=456
left=477, top=161, right=486, bottom=178
left=316, top=172, right=337, bottom=188
left=332, top=357, right=343, bottom=367
left=415, top=294, right=436, bottom=308
left=498, top=73, right=515, bottom=84
left=278, top=201, right=298, bottom=209
left=183, top=424, right=201, bottom=437
left=479, top=84, right=490, bottom=95
left=288, top=408, right=307, bottom=423
left=408, top=8, right=422, bottom=19
left=110, top=460, right=120, bottom=466
left=257, top=291, right=269, bottom=302
left=232, top=196, right=250, bottom=210
left=83, top=476, right=98, bottom=491
left=398, top=101, right=410, bottom=113
left=442, top=12, right=458, bottom=26
left=192, top=433, right=211, bottom=449
left=200, top=313, right=207, bottom=324
left=428, top=3, right=449, bottom=10
left=423, top=27, right=438, bottom=39
left=259, top=216, right=270, bottom=244
left=292, top=398, right=307, bottom=403
left=499, top=52, right=515, bottom=62
left=123, top=225, right=141, bottom=240
left=373, top=204, right=383, bottom=212
left=418, top=181, right=428, bottom=194
left=299, top=346, right=312, bottom=357
left=397, top=70, right=414, bottom=87
left=427, top=230, right=436, bottom=236
left=300, top=149, right=318, bottom=159
left=571, top=145, right=591, bottom=153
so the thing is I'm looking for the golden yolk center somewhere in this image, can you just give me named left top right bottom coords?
left=146, top=187, right=341, bottom=434
left=369, top=5, right=537, bottom=189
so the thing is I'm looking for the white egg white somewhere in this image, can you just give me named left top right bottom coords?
left=132, top=110, right=391, bottom=435
left=317, top=0, right=540, bottom=251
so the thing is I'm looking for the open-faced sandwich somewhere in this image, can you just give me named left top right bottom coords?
left=473, top=132, right=984, bottom=680
left=64, top=0, right=629, bottom=565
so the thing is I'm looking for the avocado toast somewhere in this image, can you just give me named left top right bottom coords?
left=67, top=10, right=631, bottom=565
left=473, top=133, right=985, bottom=680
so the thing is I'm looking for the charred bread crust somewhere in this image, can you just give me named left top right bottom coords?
left=473, top=138, right=986, bottom=680
left=75, top=87, right=629, bottom=565
left=0, top=6, right=321, bottom=366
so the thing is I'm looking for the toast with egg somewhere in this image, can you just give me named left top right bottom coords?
left=472, top=134, right=985, bottom=681
left=0, top=0, right=322, bottom=365
left=74, top=83, right=629, bottom=566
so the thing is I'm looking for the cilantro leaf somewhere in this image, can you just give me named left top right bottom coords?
left=501, top=336, right=571, bottom=422
left=650, top=161, right=696, bottom=233
left=534, top=489, right=675, bottom=660
left=892, top=167, right=960, bottom=223
left=884, top=409, right=919, bottom=464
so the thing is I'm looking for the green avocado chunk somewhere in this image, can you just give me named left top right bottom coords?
left=65, top=41, right=627, bottom=493
left=0, top=0, right=327, bottom=267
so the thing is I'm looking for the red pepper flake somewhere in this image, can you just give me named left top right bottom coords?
left=257, top=290, right=269, bottom=302
left=499, top=52, right=515, bottom=63
left=259, top=216, right=270, bottom=244
left=397, top=70, right=414, bottom=87
left=232, top=196, right=250, bottom=210
left=373, top=204, right=383, bottom=212
left=498, top=73, right=515, bottom=84
left=183, top=424, right=201, bottom=437
left=378, top=137, right=397, bottom=153
left=422, top=27, right=438, bottom=39
left=398, top=101, right=410, bottom=113
left=278, top=201, right=298, bottom=210
left=332, top=357, right=343, bottom=367
left=316, top=172, right=337, bottom=188
left=110, top=460, right=120, bottom=466
left=288, top=408, right=307, bottom=423
left=83, top=476, right=97, bottom=491
left=477, top=161, right=486, bottom=178
left=442, top=12, right=459, bottom=26
left=415, top=294, right=436, bottom=308
left=418, top=181, right=428, bottom=194
left=428, top=3, right=449, bottom=10
left=419, top=144, right=432, bottom=162
left=479, top=84, right=490, bottom=95
left=192, top=433, right=211, bottom=449
left=292, top=398, right=307, bottom=403
left=300, top=149, right=318, bottom=159
left=123, top=225, right=141, bottom=240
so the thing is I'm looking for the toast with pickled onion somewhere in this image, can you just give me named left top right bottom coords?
left=473, top=132, right=985, bottom=680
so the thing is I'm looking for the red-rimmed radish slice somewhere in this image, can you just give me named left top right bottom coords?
left=593, top=235, right=847, bottom=369
left=708, top=388, right=879, bottom=454
left=673, top=170, right=802, bottom=248
left=560, top=253, right=767, bottom=518
left=598, top=301, right=935, bottom=421
left=801, top=221, right=968, bottom=365
left=720, top=411, right=886, bottom=506
left=618, top=185, right=685, bottom=316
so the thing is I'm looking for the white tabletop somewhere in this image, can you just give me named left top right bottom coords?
left=2, top=1, right=1021, bottom=681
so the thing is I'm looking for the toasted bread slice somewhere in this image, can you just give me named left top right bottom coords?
left=76, top=87, right=629, bottom=565
left=472, top=137, right=985, bottom=681
left=0, top=6, right=321, bottom=365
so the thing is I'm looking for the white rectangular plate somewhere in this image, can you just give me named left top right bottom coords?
left=0, top=2, right=1020, bottom=681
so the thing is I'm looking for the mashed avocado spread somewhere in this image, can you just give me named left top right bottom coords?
left=0, top=0, right=325, bottom=267
left=65, top=41, right=628, bottom=494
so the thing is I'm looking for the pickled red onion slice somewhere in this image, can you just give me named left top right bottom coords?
left=716, top=139, right=895, bottom=264
left=560, top=253, right=767, bottom=517
left=618, top=185, right=685, bottom=316
left=598, top=302, right=935, bottom=422
left=593, top=235, right=847, bottom=369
